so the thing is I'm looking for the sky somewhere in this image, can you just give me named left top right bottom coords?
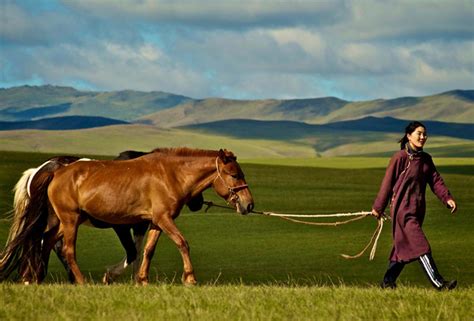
left=0, top=0, right=473, bottom=101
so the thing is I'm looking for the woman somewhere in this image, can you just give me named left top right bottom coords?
left=372, top=121, right=457, bottom=290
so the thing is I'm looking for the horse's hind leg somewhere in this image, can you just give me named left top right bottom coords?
left=39, top=210, right=78, bottom=283
left=59, top=216, right=85, bottom=284
left=37, top=224, right=65, bottom=283
left=53, top=238, right=75, bottom=283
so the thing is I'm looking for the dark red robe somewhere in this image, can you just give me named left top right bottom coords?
left=373, top=149, right=453, bottom=262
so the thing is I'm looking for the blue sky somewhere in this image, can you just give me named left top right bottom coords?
left=1, top=0, right=473, bottom=100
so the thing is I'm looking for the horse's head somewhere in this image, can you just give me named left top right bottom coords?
left=213, top=149, right=254, bottom=215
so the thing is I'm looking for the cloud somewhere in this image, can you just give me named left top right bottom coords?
left=62, top=0, right=348, bottom=29
left=0, top=0, right=473, bottom=100
left=343, top=1, right=474, bottom=41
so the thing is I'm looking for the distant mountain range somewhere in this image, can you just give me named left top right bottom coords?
left=0, top=85, right=472, bottom=157
left=0, top=85, right=191, bottom=122
left=1, top=85, right=473, bottom=125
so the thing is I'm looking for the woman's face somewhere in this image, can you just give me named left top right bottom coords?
left=407, top=126, right=428, bottom=150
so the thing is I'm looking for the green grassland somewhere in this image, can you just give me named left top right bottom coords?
left=0, top=125, right=318, bottom=158
left=0, top=124, right=472, bottom=158
left=0, top=152, right=473, bottom=320
left=1, top=284, right=473, bottom=321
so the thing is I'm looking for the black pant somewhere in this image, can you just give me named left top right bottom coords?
left=383, top=253, right=445, bottom=289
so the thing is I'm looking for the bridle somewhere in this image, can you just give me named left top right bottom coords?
left=214, top=157, right=249, bottom=204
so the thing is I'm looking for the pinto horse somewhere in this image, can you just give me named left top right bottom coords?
left=3, top=148, right=253, bottom=285
left=1, top=149, right=204, bottom=284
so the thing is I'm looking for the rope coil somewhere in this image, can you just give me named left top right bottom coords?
left=203, top=201, right=387, bottom=261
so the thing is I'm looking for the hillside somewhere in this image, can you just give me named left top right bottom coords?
left=139, top=90, right=474, bottom=127
left=1, top=121, right=472, bottom=158
left=0, top=85, right=472, bottom=158
left=180, top=117, right=474, bottom=157
left=0, top=85, right=192, bottom=121
left=0, top=124, right=318, bottom=158
left=1, top=86, right=473, bottom=125
left=181, top=117, right=474, bottom=140
left=136, top=97, right=349, bottom=127
left=0, top=116, right=128, bottom=130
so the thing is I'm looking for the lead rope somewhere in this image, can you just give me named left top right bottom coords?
left=203, top=201, right=386, bottom=261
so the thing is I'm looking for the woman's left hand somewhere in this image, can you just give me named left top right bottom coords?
left=447, top=199, right=457, bottom=214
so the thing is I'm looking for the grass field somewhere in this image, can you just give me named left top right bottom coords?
left=1, top=125, right=473, bottom=158
left=1, top=284, right=473, bottom=321
left=0, top=151, right=473, bottom=320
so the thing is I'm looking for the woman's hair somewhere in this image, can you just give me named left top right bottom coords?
left=399, top=121, right=426, bottom=150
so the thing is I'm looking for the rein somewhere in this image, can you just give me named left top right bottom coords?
left=203, top=201, right=386, bottom=261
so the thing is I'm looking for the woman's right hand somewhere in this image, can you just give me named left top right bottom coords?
left=447, top=199, right=457, bottom=214
left=371, top=209, right=381, bottom=219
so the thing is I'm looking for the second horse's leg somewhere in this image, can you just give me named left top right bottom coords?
left=131, top=223, right=148, bottom=279
left=103, top=226, right=137, bottom=284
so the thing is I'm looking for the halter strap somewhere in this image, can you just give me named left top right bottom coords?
left=214, top=157, right=249, bottom=202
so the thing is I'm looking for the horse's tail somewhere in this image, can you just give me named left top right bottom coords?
left=8, top=168, right=36, bottom=244
left=0, top=163, right=55, bottom=282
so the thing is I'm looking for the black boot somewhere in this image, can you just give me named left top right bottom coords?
left=440, top=280, right=457, bottom=291
left=381, top=261, right=405, bottom=289
left=418, top=253, right=455, bottom=290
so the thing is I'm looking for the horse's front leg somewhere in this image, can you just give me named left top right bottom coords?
left=157, top=215, right=197, bottom=286
left=135, top=225, right=162, bottom=285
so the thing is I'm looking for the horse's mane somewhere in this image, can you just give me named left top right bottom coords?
left=151, top=147, right=234, bottom=158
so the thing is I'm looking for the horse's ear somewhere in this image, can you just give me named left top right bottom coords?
left=218, top=149, right=226, bottom=162
left=218, top=149, right=233, bottom=164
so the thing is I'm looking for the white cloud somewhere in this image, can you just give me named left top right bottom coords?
left=62, top=0, right=346, bottom=28
left=1, top=0, right=473, bottom=100
left=338, top=0, right=474, bottom=41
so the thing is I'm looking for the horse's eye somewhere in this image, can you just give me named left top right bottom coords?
left=231, top=174, right=239, bottom=179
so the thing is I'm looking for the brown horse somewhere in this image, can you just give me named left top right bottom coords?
left=1, top=150, right=204, bottom=284
left=4, top=148, right=253, bottom=285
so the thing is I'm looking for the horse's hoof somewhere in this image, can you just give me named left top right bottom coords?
left=182, top=273, right=197, bottom=286
left=184, top=280, right=197, bottom=287
left=135, top=276, right=149, bottom=286
left=102, top=273, right=113, bottom=285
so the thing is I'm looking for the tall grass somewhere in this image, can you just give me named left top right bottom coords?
left=1, top=283, right=473, bottom=321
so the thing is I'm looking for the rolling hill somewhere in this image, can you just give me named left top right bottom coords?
left=0, top=116, right=128, bottom=130
left=0, top=124, right=318, bottom=158
left=0, top=85, right=192, bottom=121
left=138, top=90, right=474, bottom=127
left=0, top=85, right=472, bottom=158
left=1, top=86, right=473, bottom=125
left=180, top=116, right=474, bottom=141
left=179, top=117, right=474, bottom=157
left=0, top=119, right=472, bottom=158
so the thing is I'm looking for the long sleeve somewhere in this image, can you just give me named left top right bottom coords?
left=372, top=152, right=402, bottom=214
left=427, top=156, right=453, bottom=205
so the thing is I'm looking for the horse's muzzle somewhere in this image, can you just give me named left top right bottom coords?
left=236, top=200, right=254, bottom=215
